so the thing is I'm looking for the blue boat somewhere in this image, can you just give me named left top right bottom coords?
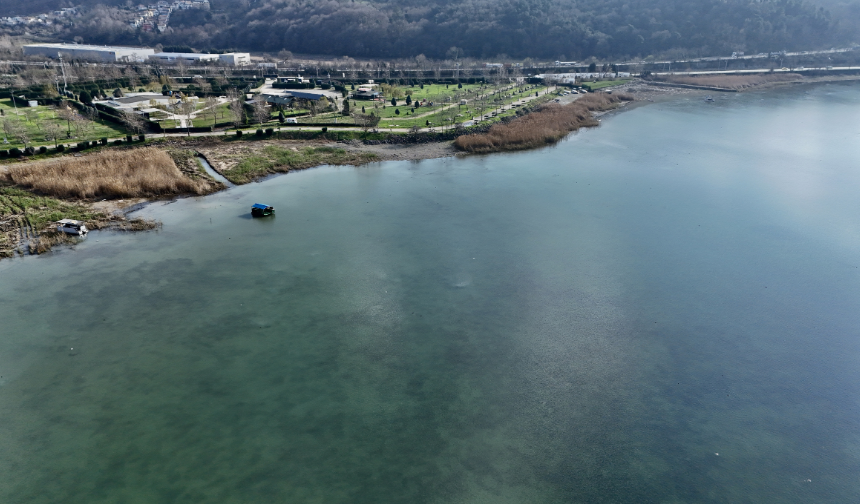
left=251, top=203, right=275, bottom=217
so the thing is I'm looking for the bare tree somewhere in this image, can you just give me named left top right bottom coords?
left=228, top=90, right=245, bottom=128
left=121, top=110, right=147, bottom=135
left=351, top=112, right=380, bottom=136
left=204, top=96, right=219, bottom=125
left=56, top=105, right=75, bottom=138
left=2, top=118, right=25, bottom=146
left=70, top=114, right=92, bottom=140
left=252, top=95, right=270, bottom=125
left=43, top=121, right=63, bottom=147
left=177, top=98, right=196, bottom=136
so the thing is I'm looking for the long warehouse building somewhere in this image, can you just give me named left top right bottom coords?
left=23, top=43, right=154, bottom=62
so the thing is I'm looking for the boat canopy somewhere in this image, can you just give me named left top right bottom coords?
left=252, top=203, right=271, bottom=210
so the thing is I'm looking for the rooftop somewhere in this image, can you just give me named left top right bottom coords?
left=24, top=43, right=152, bottom=52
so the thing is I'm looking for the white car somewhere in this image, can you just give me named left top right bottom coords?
left=285, top=118, right=298, bottom=124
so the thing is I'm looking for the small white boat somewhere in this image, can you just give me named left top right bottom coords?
left=57, top=219, right=88, bottom=235
left=704, top=95, right=715, bottom=102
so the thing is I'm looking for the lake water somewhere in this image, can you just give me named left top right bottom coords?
left=2, top=83, right=859, bottom=503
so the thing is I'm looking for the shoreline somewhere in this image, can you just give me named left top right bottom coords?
left=1, top=76, right=855, bottom=260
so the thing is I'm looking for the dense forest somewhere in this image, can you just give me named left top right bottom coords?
left=4, top=0, right=859, bottom=60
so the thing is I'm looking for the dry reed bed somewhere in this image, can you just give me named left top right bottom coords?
left=454, top=93, right=633, bottom=153
left=7, top=148, right=212, bottom=199
left=659, top=73, right=802, bottom=90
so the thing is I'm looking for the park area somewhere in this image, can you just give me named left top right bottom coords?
left=0, top=99, right=125, bottom=150
left=292, top=81, right=551, bottom=130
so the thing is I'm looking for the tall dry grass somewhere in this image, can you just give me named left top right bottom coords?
left=659, top=73, right=801, bottom=90
left=454, top=93, right=632, bottom=153
left=8, top=148, right=210, bottom=199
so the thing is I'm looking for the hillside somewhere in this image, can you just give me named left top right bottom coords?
left=4, top=0, right=859, bottom=60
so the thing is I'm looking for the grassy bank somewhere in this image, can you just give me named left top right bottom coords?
left=453, top=93, right=633, bottom=153
left=0, top=184, right=158, bottom=257
left=225, top=145, right=378, bottom=184
left=6, top=148, right=216, bottom=199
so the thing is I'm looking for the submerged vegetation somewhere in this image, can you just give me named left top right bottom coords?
left=6, top=148, right=216, bottom=199
left=454, top=93, right=633, bottom=153
left=223, top=145, right=379, bottom=184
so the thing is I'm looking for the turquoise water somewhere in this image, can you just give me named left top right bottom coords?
left=1, top=84, right=859, bottom=503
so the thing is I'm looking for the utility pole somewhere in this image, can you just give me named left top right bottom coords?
left=58, top=52, right=68, bottom=95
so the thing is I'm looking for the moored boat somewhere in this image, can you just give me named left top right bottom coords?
left=251, top=203, right=275, bottom=217
left=57, top=219, right=88, bottom=235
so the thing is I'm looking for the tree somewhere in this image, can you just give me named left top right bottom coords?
left=391, top=97, right=397, bottom=106
left=79, top=90, right=93, bottom=104
left=56, top=104, right=75, bottom=138
left=252, top=95, right=270, bottom=125
left=177, top=98, right=196, bottom=136
left=342, top=99, right=350, bottom=116
left=121, top=110, right=147, bottom=135
left=204, top=96, right=219, bottom=125
left=351, top=112, right=380, bottom=136
left=278, top=49, right=293, bottom=62
left=278, top=110, right=285, bottom=123
left=228, top=90, right=245, bottom=128
left=2, top=119, right=25, bottom=147
left=588, top=62, right=597, bottom=72
left=395, top=108, right=400, bottom=115
left=43, top=121, right=63, bottom=147
left=113, top=88, right=124, bottom=98
left=405, top=95, right=412, bottom=106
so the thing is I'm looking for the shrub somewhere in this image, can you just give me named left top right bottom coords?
left=139, top=134, right=146, bottom=141
left=24, top=146, right=35, bottom=156
left=265, top=128, right=274, bottom=135
left=114, top=139, right=123, bottom=145
left=56, top=144, right=65, bottom=152
left=39, top=146, right=47, bottom=154
left=101, top=137, right=108, bottom=145
left=256, top=129, right=263, bottom=136
left=91, top=141, right=99, bottom=147
left=126, top=135, right=133, bottom=143
left=9, top=147, right=22, bottom=157
left=236, top=130, right=243, bottom=137
left=321, top=127, right=328, bottom=133
left=77, top=141, right=89, bottom=150
left=0, top=149, right=7, bottom=158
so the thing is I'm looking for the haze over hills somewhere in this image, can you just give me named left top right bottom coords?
left=3, top=0, right=859, bottom=60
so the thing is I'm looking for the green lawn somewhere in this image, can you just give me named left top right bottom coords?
left=0, top=99, right=126, bottom=149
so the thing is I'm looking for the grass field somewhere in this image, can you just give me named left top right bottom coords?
left=225, top=145, right=378, bottom=184
left=0, top=99, right=126, bottom=148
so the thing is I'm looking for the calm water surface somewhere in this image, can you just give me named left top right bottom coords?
left=2, top=84, right=859, bottom=503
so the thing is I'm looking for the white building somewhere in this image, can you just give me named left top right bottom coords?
left=23, top=43, right=154, bottom=62
left=149, top=52, right=250, bottom=66
left=216, top=53, right=251, bottom=66
left=149, top=52, right=220, bottom=64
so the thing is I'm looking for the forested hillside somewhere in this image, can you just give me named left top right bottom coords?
left=5, top=0, right=859, bottom=60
